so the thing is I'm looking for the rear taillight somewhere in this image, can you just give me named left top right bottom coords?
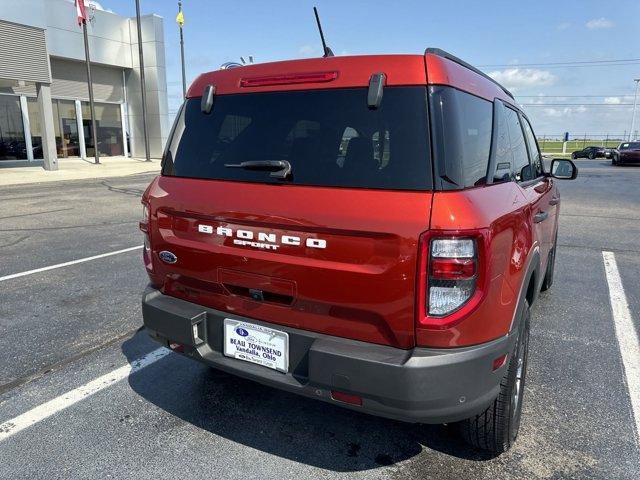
left=416, top=232, right=486, bottom=333
left=139, top=203, right=149, bottom=233
left=140, top=201, right=152, bottom=270
left=428, top=238, right=476, bottom=316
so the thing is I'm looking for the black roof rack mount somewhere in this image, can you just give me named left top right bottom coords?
left=425, top=48, right=515, bottom=100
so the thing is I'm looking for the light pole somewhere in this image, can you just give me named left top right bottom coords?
left=630, top=78, right=640, bottom=141
left=176, top=1, right=186, bottom=99
left=135, top=0, right=151, bottom=162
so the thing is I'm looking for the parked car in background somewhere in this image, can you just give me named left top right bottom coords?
left=612, top=142, right=640, bottom=165
left=571, top=146, right=606, bottom=160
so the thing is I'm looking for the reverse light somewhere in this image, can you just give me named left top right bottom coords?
left=239, top=71, right=338, bottom=87
left=430, top=238, right=474, bottom=258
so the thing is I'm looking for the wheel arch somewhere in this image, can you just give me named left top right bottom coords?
left=508, top=248, right=540, bottom=335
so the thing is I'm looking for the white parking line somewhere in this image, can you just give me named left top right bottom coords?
left=0, top=245, right=143, bottom=283
left=602, top=251, right=640, bottom=445
left=0, top=347, right=170, bottom=441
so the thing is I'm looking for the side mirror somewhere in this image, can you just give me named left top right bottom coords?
left=517, top=164, right=533, bottom=182
left=550, top=158, right=578, bottom=180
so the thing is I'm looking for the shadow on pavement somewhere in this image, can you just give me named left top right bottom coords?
left=122, top=334, right=495, bottom=472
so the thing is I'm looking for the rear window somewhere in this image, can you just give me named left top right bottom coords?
left=162, top=87, right=432, bottom=190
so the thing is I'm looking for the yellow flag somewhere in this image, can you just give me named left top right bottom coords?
left=176, top=9, right=184, bottom=27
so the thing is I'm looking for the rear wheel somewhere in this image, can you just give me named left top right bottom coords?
left=588, top=151, right=595, bottom=160
left=459, top=301, right=530, bottom=454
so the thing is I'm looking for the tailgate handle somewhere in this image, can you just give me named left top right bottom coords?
left=224, top=284, right=293, bottom=305
left=218, top=269, right=296, bottom=306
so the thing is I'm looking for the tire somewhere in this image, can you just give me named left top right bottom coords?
left=459, top=301, right=531, bottom=454
left=541, top=231, right=557, bottom=291
left=588, top=152, right=595, bottom=160
left=612, top=158, right=617, bottom=166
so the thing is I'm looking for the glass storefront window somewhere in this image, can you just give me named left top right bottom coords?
left=0, top=95, right=27, bottom=161
left=26, top=97, right=43, bottom=159
left=81, top=102, right=123, bottom=157
left=56, top=100, right=80, bottom=158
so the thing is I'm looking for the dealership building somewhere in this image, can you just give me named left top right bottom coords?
left=0, top=0, right=169, bottom=169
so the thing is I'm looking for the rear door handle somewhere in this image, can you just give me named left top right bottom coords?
left=534, top=211, right=549, bottom=223
left=549, top=197, right=560, bottom=206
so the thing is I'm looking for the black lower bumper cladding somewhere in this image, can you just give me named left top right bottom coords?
left=142, top=286, right=516, bottom=424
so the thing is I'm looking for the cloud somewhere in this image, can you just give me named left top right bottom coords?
left=556, top=22, right=571, bottom=30
left=298, top=45, right=318, bottom=57
left=539, top=105, right=587, bottom=118
left=65, top=0, right=114, bottom=13
left=488, top=68, right=557, bottom=92
left=604, top=96, right=622, bottom=104
left=541, top=108, right=563, bottom=118
left=586, top=18, right=614, bottom=29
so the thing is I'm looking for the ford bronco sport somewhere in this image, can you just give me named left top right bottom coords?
left=140, top=48, right=577, bottom=454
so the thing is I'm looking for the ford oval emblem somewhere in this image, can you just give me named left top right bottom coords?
left=158, top=250, right=177, bottom=264
left=235, top=327, right=249, bottom=337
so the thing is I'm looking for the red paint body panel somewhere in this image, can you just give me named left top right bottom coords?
left=425, top=53, right=517, bottom=106
left=144, top=176, right=432, bottom=349
left=418, top=184, right=532, bottom=347
left=187, top=55, right=427, bottom=97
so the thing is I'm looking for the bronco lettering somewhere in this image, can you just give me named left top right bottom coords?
left=197, top=224, right=327, bottom=249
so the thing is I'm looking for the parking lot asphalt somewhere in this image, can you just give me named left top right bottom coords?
left=0, top=160, right=638, bottom=479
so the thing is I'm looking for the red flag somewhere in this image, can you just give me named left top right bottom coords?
left=75, top=0, right=87, bottom=26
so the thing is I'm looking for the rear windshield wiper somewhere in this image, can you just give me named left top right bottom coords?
left=224, top=160, right=292, bottom=179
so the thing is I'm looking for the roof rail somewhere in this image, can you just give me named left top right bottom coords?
left=425, top=48, right=515, bottom=100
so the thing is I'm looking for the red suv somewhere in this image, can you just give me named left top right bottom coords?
left=140, top=48, right=577, bottom=454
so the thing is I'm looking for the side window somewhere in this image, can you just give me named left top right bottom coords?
left=521, top=116, right=543, bottom=178
left=372, top=130, right=390, bottom=168
left=429, top=86, right=493, bottom=188
left=503, top=107, right=532, bottom=182
left=492, top=102, right=513, bottom=183
left=337, top=127, right=359, bottom=167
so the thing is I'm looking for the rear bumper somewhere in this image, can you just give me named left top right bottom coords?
left=142, top=286, right=516, bottom=424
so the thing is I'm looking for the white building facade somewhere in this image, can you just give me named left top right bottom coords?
left=0, top=0, right=169, bottom=169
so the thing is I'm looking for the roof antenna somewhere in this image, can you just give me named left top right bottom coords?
left=313, top=7, right=334, bottom=57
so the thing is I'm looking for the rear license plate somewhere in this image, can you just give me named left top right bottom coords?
left=223, top=318, right=289, bottom=373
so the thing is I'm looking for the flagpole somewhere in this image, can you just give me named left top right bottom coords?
left=135, top=0, right=151, bottom=162
left=82, top=19, right=99, bottom=164
left=178, top=2, right=186, bottom=99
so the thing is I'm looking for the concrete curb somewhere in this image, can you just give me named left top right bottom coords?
left=0, top=156, right=161, bottom=187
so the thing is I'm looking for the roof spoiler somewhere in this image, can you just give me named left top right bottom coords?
left=425, top=48, right=515, bottom=100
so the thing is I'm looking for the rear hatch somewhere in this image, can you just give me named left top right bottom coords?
left=145, top=79, right=432, bottom=349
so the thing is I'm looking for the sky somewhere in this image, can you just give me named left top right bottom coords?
left=97, top=0, right=640, bottom=138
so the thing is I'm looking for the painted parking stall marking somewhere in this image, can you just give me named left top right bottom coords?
left=0, top=348, right=170, bottom=441
left=0, top=245, right=143, bottom=283
left=602, top=251, right=640, bottom=445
